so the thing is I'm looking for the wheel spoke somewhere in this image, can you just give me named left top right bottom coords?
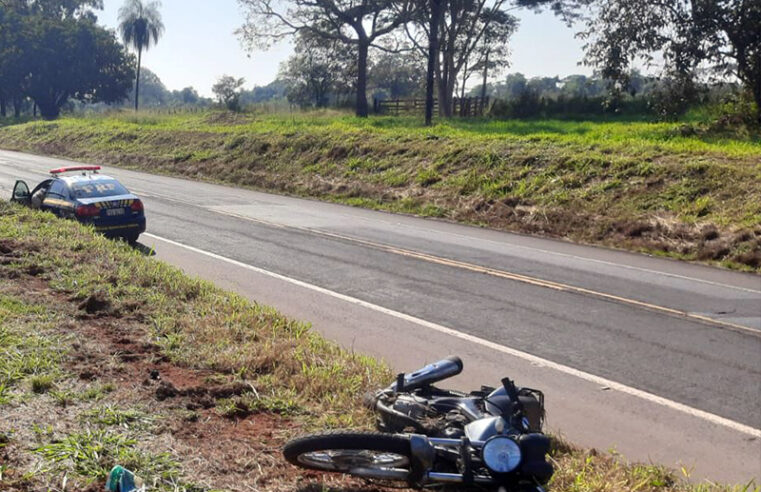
left=298, top=449, right=410, bottom=471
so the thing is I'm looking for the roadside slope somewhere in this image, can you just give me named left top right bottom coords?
left=0, top=202, right=755, bottom=491
left=0, top=112, right=759, bottom=271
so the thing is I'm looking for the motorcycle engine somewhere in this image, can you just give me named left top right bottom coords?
left=392, top=394, right=428, bottom=421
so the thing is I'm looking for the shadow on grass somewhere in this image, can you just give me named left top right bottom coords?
left=130, top=241, right=156, bottom=257
left=295, top=484, right=415, bottom=492
left=0, top=116, right=37, bottom=128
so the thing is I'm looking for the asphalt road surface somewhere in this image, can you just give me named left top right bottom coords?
left=1, top=149, right=759, bottom=484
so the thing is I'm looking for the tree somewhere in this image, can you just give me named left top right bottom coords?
left=22, top=15, right=134, bottom=118
left=424, top=0, right=443, bottom=125
left=212, top=75, right=246, bottom=111
left=280, top=34, right=354, bottom=108
left=239, top=79, right=289, bottom=105
left=176, top=86, right=200, bottom=105
left=21, top=0, right=105, bottom=19
left=237, top=0, right=414, bottom=117
left=0, top=0, right=135, bottom=118
left=118, top=0, right=164, bottom=112
left=408, top=0, right=575, bottom=117
left=0, top=5, right=29, bottom=117
left=127, top=67, right=168, bottom=107
left=370, top=51, right=426, bottom=99
left=581, top=0, right=761, bottom=123
left=469, top=8, right=517, bottom=99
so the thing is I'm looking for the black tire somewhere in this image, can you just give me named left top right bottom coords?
left=283, top=431, right=412, bottom=479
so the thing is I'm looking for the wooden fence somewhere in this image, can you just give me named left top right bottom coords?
left=374, top=96, right=490, bottom=117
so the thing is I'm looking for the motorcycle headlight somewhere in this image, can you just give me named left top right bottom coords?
left=481, top=436, right=522, bottom=474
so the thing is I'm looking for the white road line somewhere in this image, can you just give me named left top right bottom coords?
left=144, top=232, right=761, bottom=439
left=128, top=179, right=761, bottom=296
left=211, top=209, right=761, bottom=336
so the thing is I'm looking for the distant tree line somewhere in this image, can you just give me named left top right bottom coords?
left=2, top=0, right=758, bottom=123
left=236, top=0, right=760, bottom=124
left=236, top=0, right=583, bottom=120
left=120, top=68, right=212, bottom=108
left=476, top=71, right=742, bottom=119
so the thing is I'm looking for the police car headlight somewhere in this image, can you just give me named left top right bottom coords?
left=481, top=436, right=522, bottom=474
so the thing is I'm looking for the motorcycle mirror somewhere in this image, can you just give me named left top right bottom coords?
left=501, top=377, right=519, bottom=402
left=396, top=373, right=405, bottom=393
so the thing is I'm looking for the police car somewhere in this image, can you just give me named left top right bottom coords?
left=11, top=166, right=146, bottom=243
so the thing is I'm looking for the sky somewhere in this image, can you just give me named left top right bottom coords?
left=98, top=0, right=593, bottom=97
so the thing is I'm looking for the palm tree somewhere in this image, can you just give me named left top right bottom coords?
left=118, top=0, right=164, bottom=111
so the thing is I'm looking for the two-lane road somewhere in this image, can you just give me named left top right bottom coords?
left=1, top=149, right=759, bottom=483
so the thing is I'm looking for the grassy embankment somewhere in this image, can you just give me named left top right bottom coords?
left=1, top=203, right=758, bottom=491
left=0, top=111, right=759, bottom=271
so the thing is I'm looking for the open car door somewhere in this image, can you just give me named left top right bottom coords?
left=11, top=180, right=31, bottom=206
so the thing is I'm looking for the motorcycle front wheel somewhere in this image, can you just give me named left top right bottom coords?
left=283, top=431, right=412, bottom=481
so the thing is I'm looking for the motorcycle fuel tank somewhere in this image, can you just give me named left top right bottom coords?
left=464, top=416, right=507, bottom=441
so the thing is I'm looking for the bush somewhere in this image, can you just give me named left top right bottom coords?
left=647, top=77, right=701, bottom=121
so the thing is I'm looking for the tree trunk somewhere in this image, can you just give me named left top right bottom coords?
left=425, top=0, right=443, bottom=126
left=445, top=60, right=457, bottom=116
left=33, top=102, right=37, bottom=118
left=135, top=48, right=142, bottom=112
left=356, top=42, right=369, bottom=118
left=0, top=96, right=5, bottom=118
left=36, top=100, right=61, bottom=120
left=438, top=56, right=453, bottom=117
left=461, top=60, right=468, bottom=101
left=12, top=97, right=21, bottom=118
left=481, top=50, right=489, bottom=100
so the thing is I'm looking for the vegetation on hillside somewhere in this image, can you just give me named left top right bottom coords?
left=1, top=202, right=757, bottom=491
left=0, top=111, right=758, bottom=271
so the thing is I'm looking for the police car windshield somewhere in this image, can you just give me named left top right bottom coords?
left=70, top=180, right=129, bottom=198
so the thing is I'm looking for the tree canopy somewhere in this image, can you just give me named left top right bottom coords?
left=118, top=0, right=164, bottom=111
left=581, top=0, right=761, bottom=122
left=0, top=0, right=135, bottom=118
left=237, top=0, right=414, bottom=117
left=212, top=75, right=246, bottom=111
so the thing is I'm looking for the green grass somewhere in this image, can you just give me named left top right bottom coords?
left=0, top=295, right=66, bottom=403
left=33, top=428, right=181, bottom=484
left=0, top=201, right=757, bottom=491
left=0, top=201, right=391, bottom=490
left=0, top=110, right=759, bottom=270
left=80, top=405, right=155, bottom=428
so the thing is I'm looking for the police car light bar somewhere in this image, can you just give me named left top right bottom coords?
left=49, top=165, right=101, bottom=175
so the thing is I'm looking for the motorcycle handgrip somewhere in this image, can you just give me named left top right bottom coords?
left=395, top=356, right=463, bottom=392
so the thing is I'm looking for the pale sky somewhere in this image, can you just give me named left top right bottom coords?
left=98, top=0, right=592, bottom=97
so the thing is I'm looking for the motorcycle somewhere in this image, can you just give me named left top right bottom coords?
left=283, top=356, right=553, bottom=491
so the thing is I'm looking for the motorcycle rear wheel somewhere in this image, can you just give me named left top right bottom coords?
left=283, top=431, right=412, bottom=481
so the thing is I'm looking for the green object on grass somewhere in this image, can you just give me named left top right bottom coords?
left=106, top=465, right=144, bottom=491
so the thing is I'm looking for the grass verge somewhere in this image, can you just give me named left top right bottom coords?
left=0, top=111, right=759, bottom=270
left=0, top=202, right=756, bottom=491
left=0, top=111, right=759, bottom=271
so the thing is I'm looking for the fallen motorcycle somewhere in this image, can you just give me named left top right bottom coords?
left=283, top=356, right=553, bottom=491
